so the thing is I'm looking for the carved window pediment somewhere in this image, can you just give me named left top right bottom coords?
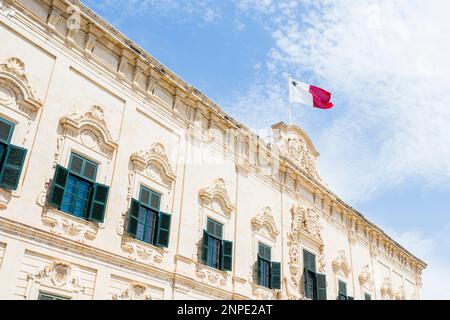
left=130, top=142, right=176, bottom=183
left=0, top=57, right=42, bottom=116
left=251, top=206, right=279, bottom=240
left=199, top=178, right=235, bottom=216
left=59, top=105, right=118, bottom=156
left=332, top=250, right=352, bottom=277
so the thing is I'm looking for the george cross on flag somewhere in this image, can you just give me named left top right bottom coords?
left=289, top=77, right=334, bottom=110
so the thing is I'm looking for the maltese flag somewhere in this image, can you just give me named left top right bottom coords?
left=289, top=77, right=334, bottom=109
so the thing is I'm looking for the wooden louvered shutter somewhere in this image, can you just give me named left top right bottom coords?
left=0, top=145, right=26, bottom=191
left=221, top=240, right=233, bottom=271
left=270, top=262, right=281, bottom=289
left=155, top=212, right=171, bottom=247
left=48, top=165, right=69, bottom=208
left=87, top=183, right=109, bottom=222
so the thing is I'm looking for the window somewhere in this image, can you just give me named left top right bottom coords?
left=38, top=292, right=69, bottom=300
left=257, top=243, right=281, bottom=289
left=0, top=117, right=27, bottom=191
left=258, top=243, right=271, bottom=288
left=303, top=249, right=327, bottom=300
left=128, top=186, right=171, bottom=248
left=48, top=152, right=109, bottom=223
left=338, top=280, right=353, bottom=300
left=0, top=118, right=14, bottom=144
left=364, top=293, right=371, bottom=300
left=202, top=218, right=233, bottom=271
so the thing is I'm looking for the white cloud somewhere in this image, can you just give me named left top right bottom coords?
left=232, top=0, right=450, bottom=204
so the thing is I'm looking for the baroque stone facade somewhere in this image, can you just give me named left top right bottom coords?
left=0, top=0, right=425, bottom=300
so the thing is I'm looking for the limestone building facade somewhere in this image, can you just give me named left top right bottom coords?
left=0, top=0, right=426, bottom=300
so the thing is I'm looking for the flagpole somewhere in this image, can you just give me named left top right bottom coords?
left=288, top=73, right=292, bottom=125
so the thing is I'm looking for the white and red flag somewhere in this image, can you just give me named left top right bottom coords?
left=289, top=77, right=334, bottom=110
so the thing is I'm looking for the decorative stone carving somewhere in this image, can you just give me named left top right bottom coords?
left=290, top=204, right=322, bottom=243
left=252, top=285, right=275, bottom=300
left=380, top=277, right=393, bottom=300
left=195, top=264, right=227, bottom=287
left=332, top=250, right=352, bottom=277
left=112, top=283, right=152, bottom=300
left=0, top=57, right=42, bottom=115
left=272, top=123, right=320, bottom=181
left=0, top=188, right=12, bottom=209
left=358, top=265, right=372, bottom=290
left=25, top=261, right=85, bottom=299
left=59, top=105, right=118, bottom=157
left=286, top=204, right=323, bottom=292
left=130, top=142, right=176, bottom=182
left=251, top=207, right=280, bottom=241
left=121, top=236, right=165, bottom=266
left=199, top=178, right=235, bottom=216
left=283, top=277, right=303, bottom=300
left=41, top=207, right=104, bottom=243
left=394, top=285, right=405, bottom=300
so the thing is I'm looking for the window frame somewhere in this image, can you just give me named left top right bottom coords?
left=257, top=242, right=272, bottom=289
left=205, top=217, right=224, bottom=270
left=0, top=117, right=15, bottom=144
left=133, top=185, right=161, bottom=245
left=59, top=152, right=99, bottom=219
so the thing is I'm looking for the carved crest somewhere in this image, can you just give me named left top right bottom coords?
left=332, top=250, right=352, bottom=277
left=113, top=283, right=152, bottom=300
left=27, top=261, right=82, bottom=291
left=0, top=57, right=42, bottom=114
left=199, top=178, right=235, bottom=215
left=251, top=206, right=279, bottom=240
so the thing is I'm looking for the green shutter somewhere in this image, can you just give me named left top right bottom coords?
left=364, top=293, right=371, bottom=300
left=304, top=268, right=314, bottom=299
left=155, top=212, right=171, bottom=247
left=128, top=198, right=140, bottom=237
left=347, top=296, right=354, bottom=300
left=0, top=144, right=26, bottom=191
left=316, top=273, right=327, bottom=300
left=338, top=280, right=347, bottom=295
left=202, top=230, right=209, bottom=265
left=87, top=183, right=109, bottom=222
left=221, top=240, right=233, bottom=271
left=257, top=255, right=262, bottom=285
left=338, top=280, right=347, bottom=300
left=270, top=261, right=281, bottom=289
left=48, top=165, right=69, bottom=208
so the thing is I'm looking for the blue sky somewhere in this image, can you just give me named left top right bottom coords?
left=82, top=0, right=450, bottom=299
